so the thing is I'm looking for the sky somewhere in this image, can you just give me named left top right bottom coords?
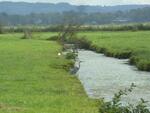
left=0, top=0, right=150, bottom=6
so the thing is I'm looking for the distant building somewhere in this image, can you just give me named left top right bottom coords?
left=113, top=18, right=130, bottom=23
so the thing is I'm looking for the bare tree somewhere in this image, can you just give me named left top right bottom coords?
left=58, top=24, right=79, bottom=42
left=22, top=29, right=32, bottom=39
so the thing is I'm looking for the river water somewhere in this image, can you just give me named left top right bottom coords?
left=77, top=50, right=150, bottom=105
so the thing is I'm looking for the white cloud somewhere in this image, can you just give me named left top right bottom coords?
left=0, top=0, right=150, bottom=5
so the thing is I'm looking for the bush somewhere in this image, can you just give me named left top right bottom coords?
left=22, top=30, right=32, bottom=39
left=79, top=38, right=92, bottom=49
left=74, top=37, right=92, bottom=49
left=99, top=83, right=150, bottom=113
left=65, top=52, right=77, bottom=59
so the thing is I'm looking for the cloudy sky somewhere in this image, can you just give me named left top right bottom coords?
left=0, top=0, right=150, bottom=5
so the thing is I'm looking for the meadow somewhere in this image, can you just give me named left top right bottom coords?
left=0, top=30, right=150, bottom=113
left=78, top=31, right=150, bottom=71
left=0, top=33, right=98, bottom=113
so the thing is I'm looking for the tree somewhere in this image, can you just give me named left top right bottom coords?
left=22, top=29, right=32, bottom=39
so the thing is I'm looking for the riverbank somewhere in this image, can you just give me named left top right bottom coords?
left=77, top=31, right=150, bottom=71
left=0, top=33, right=98, bottom=113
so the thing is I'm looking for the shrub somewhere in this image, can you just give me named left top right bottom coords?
left=99, top=83, right=150, bottom=113
left=22, top=30, right=32, bottom=39
left=74, top=37, right=92, bottom=49
left=65, top=52, right=77, bottom=59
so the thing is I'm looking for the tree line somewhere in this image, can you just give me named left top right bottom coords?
left=0, top=7, right=150, bottom=26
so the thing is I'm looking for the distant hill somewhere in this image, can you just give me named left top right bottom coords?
left=0, top=1, right=150, bottom=15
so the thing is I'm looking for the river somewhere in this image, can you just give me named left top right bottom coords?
left=77, top=50, right=150, bottom=105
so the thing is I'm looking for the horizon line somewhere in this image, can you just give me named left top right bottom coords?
left=0, top=1, right=150, bottom=7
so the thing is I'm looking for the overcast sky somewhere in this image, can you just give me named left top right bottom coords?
left=0, top=0, right=150, bottom=5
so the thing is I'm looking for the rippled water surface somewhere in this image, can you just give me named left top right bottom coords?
left=77, top=50, right=150, bottom=104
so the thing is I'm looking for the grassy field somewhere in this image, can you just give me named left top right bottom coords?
left=0, top=30, right=149, bottom=113
left=0, top=33, right=98, bottom=113
left=78, top=31, right=150, bottom=71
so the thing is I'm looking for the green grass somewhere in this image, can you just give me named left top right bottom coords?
left=79, top=31, right=150, bottom=71
left=0, top=33, right=98, bottom=113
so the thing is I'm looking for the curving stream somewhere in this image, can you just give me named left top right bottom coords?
left=77, top=50, right=150, bottom=105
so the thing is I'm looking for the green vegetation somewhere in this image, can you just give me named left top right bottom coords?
left=78, top=31, right=150, bottom=71
left=84, top=23, right=150, bottom=31
left=34, top=28, right=150, bottom=72
left=21, top=31, right=32, bottom=39
left=0, top=30, right=150, bottom=113
left=99, top=84, right=150, bottom=113
left=0, top=24, right=4, bottom=34
left=2, top=23, right=150, bottom=33
left=65, top=52, right=77, bottom=60
left=1, top=6, right=150, bottom=25
left=0, top=33, right=98, bottom=113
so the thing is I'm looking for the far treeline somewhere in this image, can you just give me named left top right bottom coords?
left=1, top=23, right=150, bottom=33
left=0, top=7, right=150, bottom=25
